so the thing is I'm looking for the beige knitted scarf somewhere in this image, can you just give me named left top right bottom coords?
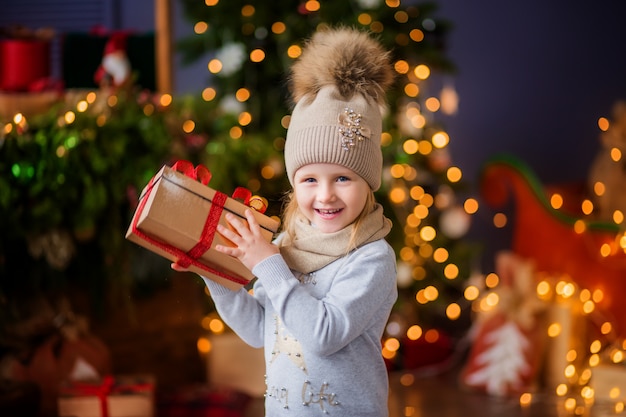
left=278, top=204, right=392, bottom=273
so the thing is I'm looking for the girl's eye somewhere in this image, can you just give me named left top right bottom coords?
left=336, top=176, right=349, bottom=182
left=304, top=177, right=317, bottom=183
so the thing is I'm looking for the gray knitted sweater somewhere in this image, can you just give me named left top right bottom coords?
left=203, top=238, right=397, bottom=416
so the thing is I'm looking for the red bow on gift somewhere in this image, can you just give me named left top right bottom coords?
left=61, top=375, right=153, bottom=417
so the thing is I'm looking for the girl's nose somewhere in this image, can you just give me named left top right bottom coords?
left=316, top=183, right=336, bottom=203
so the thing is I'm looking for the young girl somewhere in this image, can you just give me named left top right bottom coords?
left=177, top=27, right=397, bottom=416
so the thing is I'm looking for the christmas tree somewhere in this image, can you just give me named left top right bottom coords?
left=177, top=0, right=481, bottom=370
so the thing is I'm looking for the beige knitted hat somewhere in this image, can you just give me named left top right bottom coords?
left=284, top=27, right=394, bottom=191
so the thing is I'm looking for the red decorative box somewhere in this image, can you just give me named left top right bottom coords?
left=57, top=375, right=155, bottom=417
left=126, top=161, right=280, bottom=290
left=0, top=39, right=50, bottom=91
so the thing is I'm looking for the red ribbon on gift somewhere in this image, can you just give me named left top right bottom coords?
left=60, top=375, right=153, bottom=417
left=131, top=160, right=264, bottom=286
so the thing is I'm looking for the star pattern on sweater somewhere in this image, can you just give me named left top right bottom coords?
left=270, top=315, right=308, bottom=374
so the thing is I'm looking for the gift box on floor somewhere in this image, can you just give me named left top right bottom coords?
left=126, top=161, right=280, bottom=290
left=157, top=385, right=251, bottom=417
left=57, top=375, right=155, bottom=417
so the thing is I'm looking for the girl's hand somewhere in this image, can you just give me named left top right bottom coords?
left=215, top=209, right=279, bottom=271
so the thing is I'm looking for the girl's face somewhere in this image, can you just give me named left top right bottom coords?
left=293, top=163, right=370, bottom=233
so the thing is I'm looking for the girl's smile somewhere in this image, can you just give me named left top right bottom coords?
left=293, top=163, right=370, bottom=233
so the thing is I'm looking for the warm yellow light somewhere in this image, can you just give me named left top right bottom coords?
left=432, top=131, right=449, bottom=148
left=229, top=126, right=243, bottom=139
left=182, top=119, right=195, bottom=133
left=444, top=264, right=459, bottom=279
left=446, top=166, right=462, bottom=182
left=464, top=198, right=479, bottom=214
left=593, top=181, right=606, bottom=197
left=425, top=97, right=440, bottom=112
left=235, top=88, right=250, bottom=101
left=550, top=193, right=563, bottom=209
left=197, top=337, right=212, bottom=354
left=414, top=64, right=430, bottom=80
left=202, top=87, right=217, bottom=101
left=589, top=354, right=600, bottom=367
left=208, top=59, right=222, bottom=73
left=413, top=205, right=429, bottom=219
left=418, top=139, right=432, bottom=155
left=423, top=285, right=439, bottom=301
left=581, top=199, right=594, bottom=215
left=556, top=384, right=568, bottom=396
left=271, top=22, right=286, bottom=34
left=384, top=337, right=400, bottom=352
left=600, top=243, right=612, bottom=257
left=519, top=392, right=532, bottom=406
left=64, top=111, right=76, bottom=124
left=616, top=402, right=625, bottom=413
left=564, top=398, right=577, bottom=411
left=446, top=303, right=461, bottom=320
left=614, top=210, right=624, bottom=224
left=357, top=13, right=372, bottom=25
left=410, top=185, right=425, bottom=200
left=404, top=83, right=419, bottom=97
left=601, top=321, right=613, bottom=335
left=548, top=323, right=562, bottom=337
left=76, top=100, right=88, bottom=112
left=305, top=0, right=320, bottom=12
left=205, top=0, right=218, bottom=5
left=403, top=139, right=419, bottom=154
left=611, top=147, right=622, bottom=162
left=394, top=60, right=410, bottom=74
left=485, top=273, right=499, bottom=288
left=590, top=340, right=602, bottom=354
left=564, top=364, right=576, bottom=378
left=389, top=187, right=407, bottom=204
left=583, top=300, right=595, bottom=314
left=209, top=318, right=225, bottom=333
left=610, top=387, right=621, bottom=399
left=464, top=285, right=480, bottom=301
left=536, top=280, right=551, bottom=297
left=409, top=29, right=424, bottom=42
left=420, top=226, right=436, bottom=241
left=250, top=49, right=265, bottom=62
left=433, top=248, right=449, bottom=263
left=381, top=346, right=396, bottom=360
left=613, top=350, right=624, bottom=363
left=194, top=21, right=208, bottom=34
left=598, top=117, right=610, bottom=131
left=574, top=219, right=586, bottom=234
left=287, top=45, right=302, bottom=59
left=566, top=349, right=577, bottom=362
left=485, top=292, right=499, bottom=307
left=581, top=386, right=594, bottom=400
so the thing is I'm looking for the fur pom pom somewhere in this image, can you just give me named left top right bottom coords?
left=289, top=27, right=394, bottom=106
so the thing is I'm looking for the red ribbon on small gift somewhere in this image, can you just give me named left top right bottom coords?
left=131, top=160, right=265, bottom=285
left=61, top=375, right=153, bottom=417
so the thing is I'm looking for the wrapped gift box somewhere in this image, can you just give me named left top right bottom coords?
left=126, top=162, right=280, bottom=290
left=57, top=375, right=155, bottom=417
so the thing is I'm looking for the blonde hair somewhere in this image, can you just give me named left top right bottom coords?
left=280, top=189, right=377, bottom=254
